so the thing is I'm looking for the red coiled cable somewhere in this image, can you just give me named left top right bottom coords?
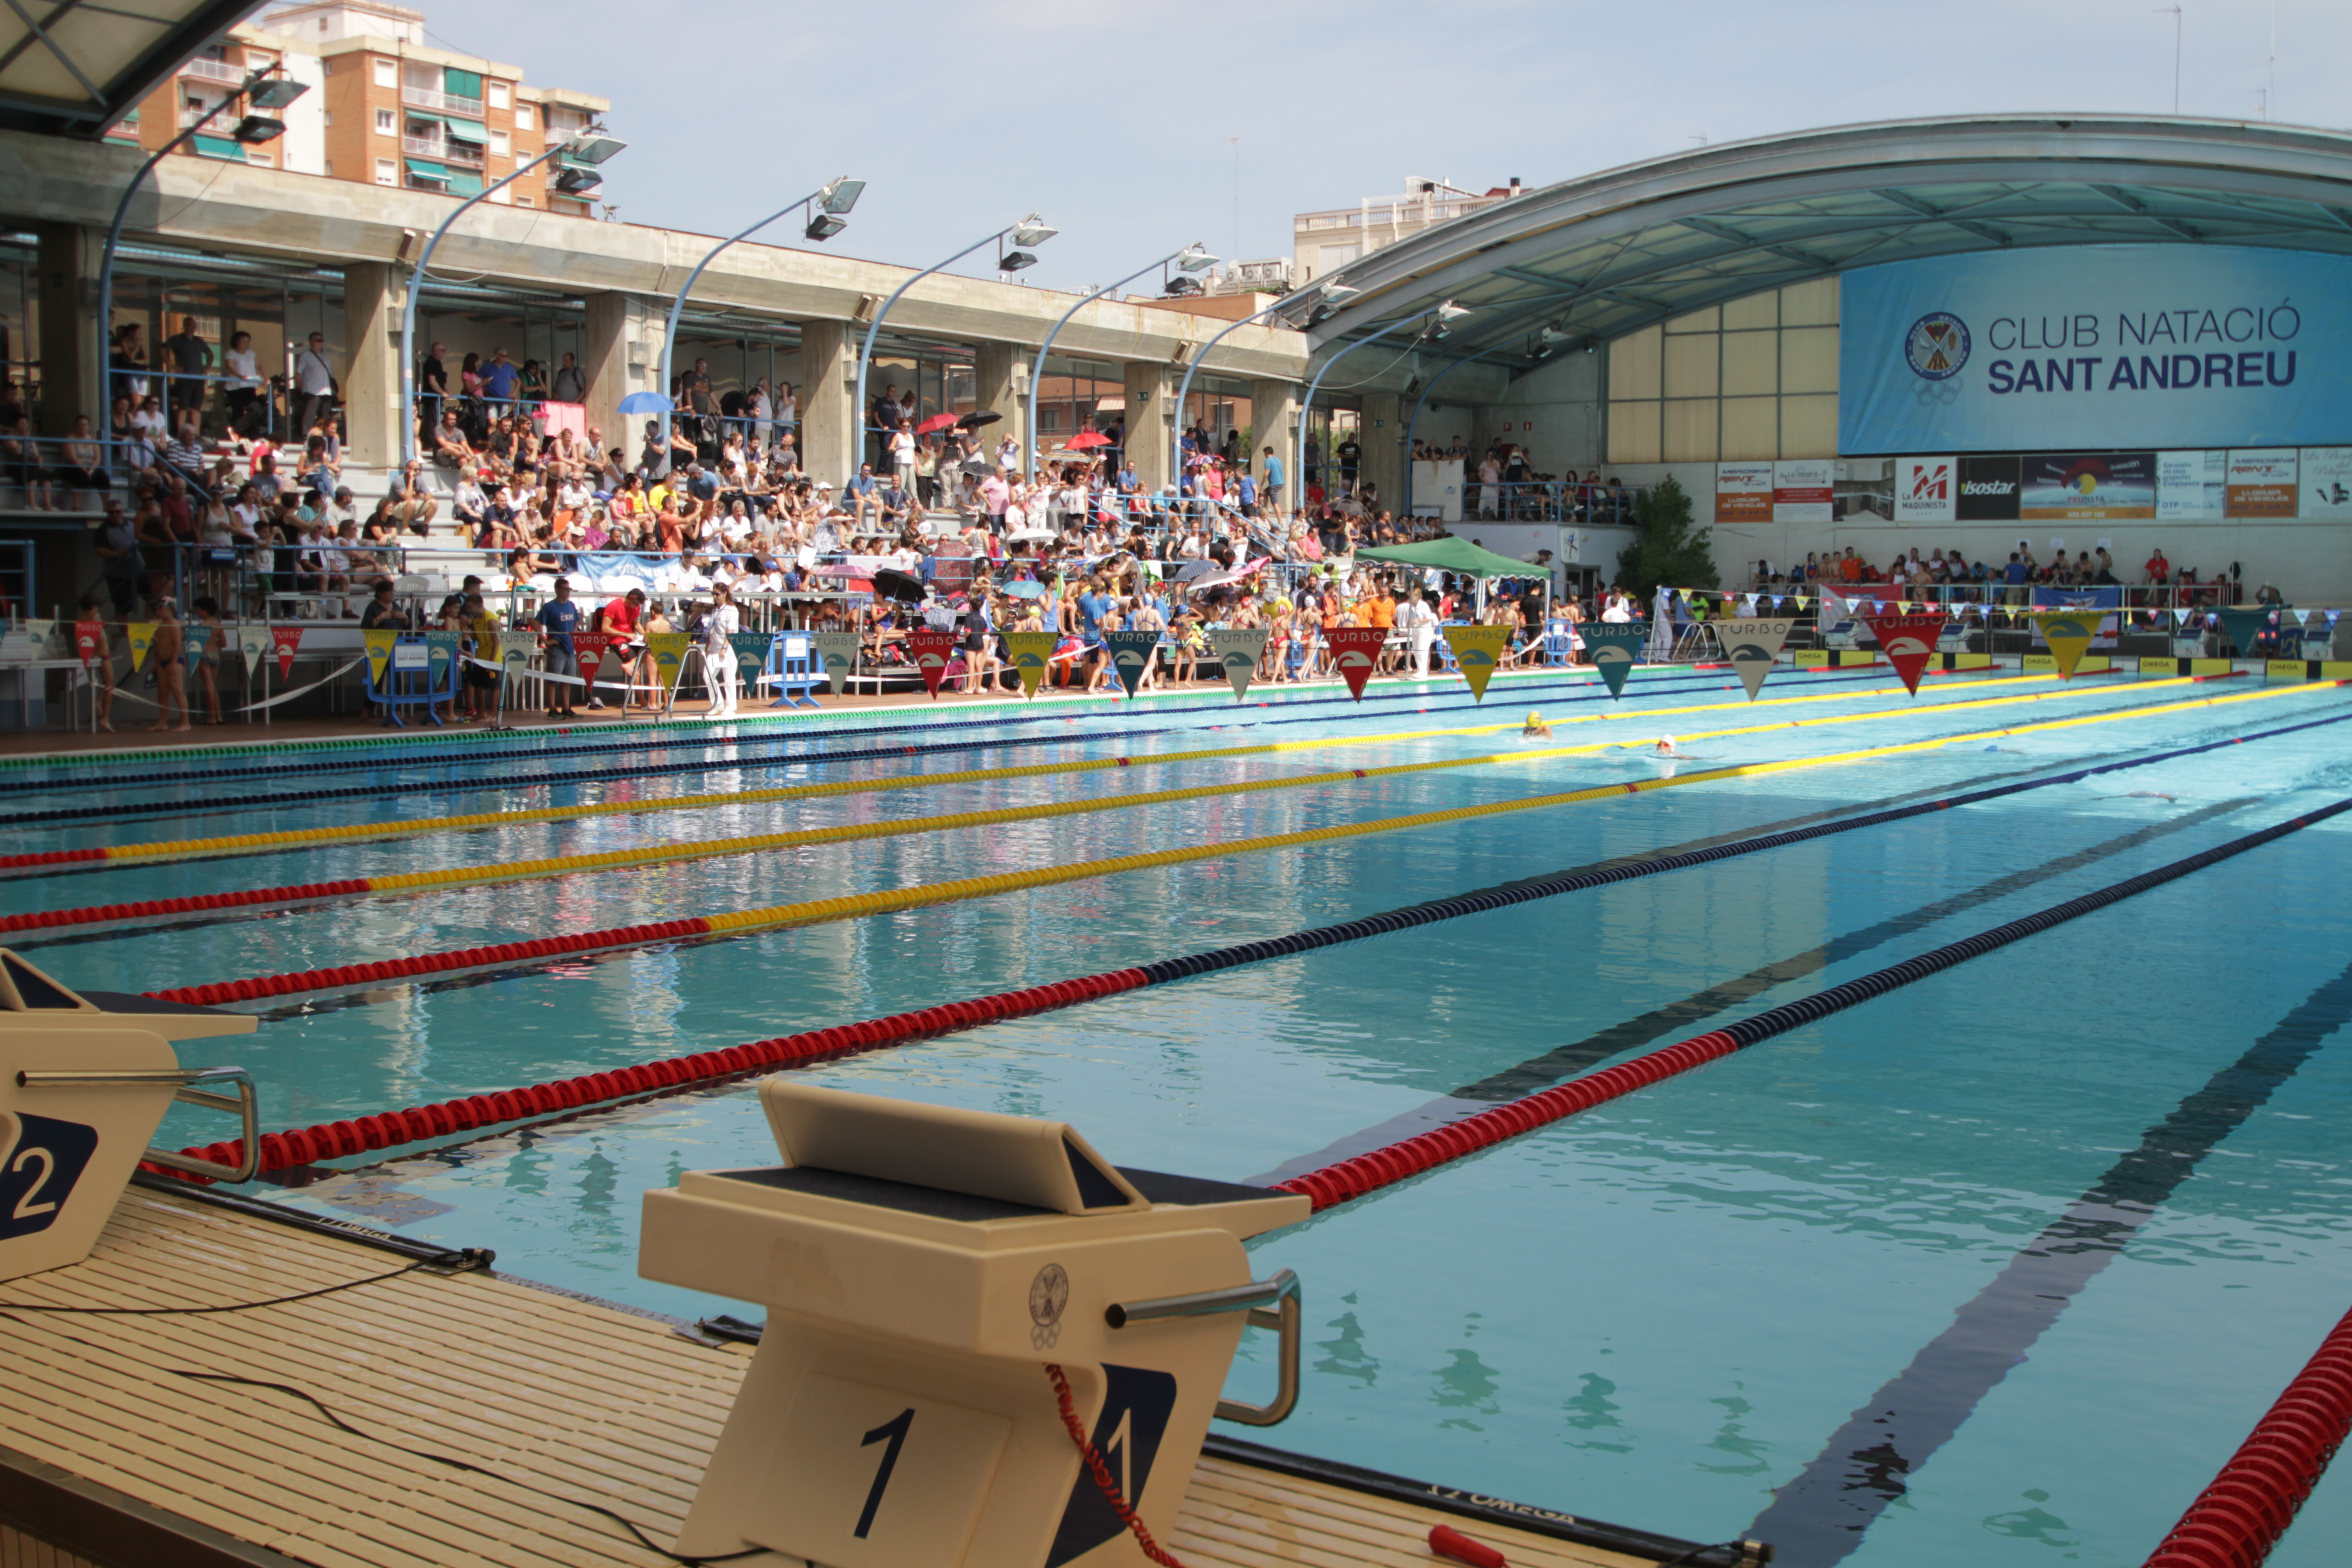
left=1044, top=1362, right=1185, bottom=1568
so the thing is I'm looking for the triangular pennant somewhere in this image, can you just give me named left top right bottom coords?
left=727, top=632, right=771, bottom=672
left=182, top=621, right=212, bottom=672
left=23, top=618, right=51, bottom=659
left=424, top=630, right=457, bottom=688
left=1325, top=626, right=1388, bottom=701
left=1862, top=612, right=1948, bottom=696
left=1204, top=628, right=1266, bottom=701
left=1582, top=623, right=1646, bottom=699
left=499, top=635, right=530, bottom=686
left=270, top=624, right=303, bottom=678
left=812, top=631, right=860, bottom=694
left=1102, top=629, right=1161, bottom=699
left=72, top=619, right=103, bottom=669
left=361, top=626, right=398, bottom=686
left=572, top=631, right=607, bottom=691
left=646, top=630, right=691, bottom=693
left=126, top=621, right=157, bottom=673
left=1003, top=630, right=1059, bottom=697
left=906, top=628, right=960, bottom=697
left=2029, top=611, right=2104, bottom=679
left=1718, top=617, right=1794, bottom=701
left=2214, top=607, right=2273, bottom=659
left=235, top=622, right=269, bottom=676
left=1440, top=624, right=1514, bottom=701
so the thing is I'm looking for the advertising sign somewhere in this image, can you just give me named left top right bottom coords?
left=1839, top=245, right=2348, bottom=452
left=1956, top=455, right=2022, bottom=520
left=1893, top=456, right=1957, bottom=524
left=2302, top=447, right=2352, bottom=520
left=2225, top=449, right=2298, bottom=518
left=1714, top=461, right=1774, bottom=524
left=2019, top=452, right=2155, bottom=520
left=2156, top=449, right=2227, bottom=520
left=1773, top=460, right=1834, bottom=523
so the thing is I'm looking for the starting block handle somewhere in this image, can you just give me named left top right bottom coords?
left=1106, top=1269, right=1301, bottom=1428
left=16, top=1065, right=260, bottom=1184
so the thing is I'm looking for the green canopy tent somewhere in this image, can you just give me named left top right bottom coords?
left=1355, top=538, right=1543, bottom=578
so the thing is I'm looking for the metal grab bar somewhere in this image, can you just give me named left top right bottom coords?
left=17, top=1066, right=260, bottom=1184
left=1105, top=1268, right=1301, bottom=1427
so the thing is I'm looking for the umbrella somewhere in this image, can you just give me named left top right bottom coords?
left=1006, top=527, right=1057, bottom=544
left=1064, top=431, right=1111, bottom=451
left=958, top=410, right=1003, bottom=429
left=1000, top=578, right=1050, bottom=599
left=916, top=413, right=958, bottom=435
left=961, top=457, right=995, bottom=476
left=617, top=392, right=672, bottom=416
left=872, top=568, right=927, bottom=604
left=1171, top=559, right=1221, bottom=583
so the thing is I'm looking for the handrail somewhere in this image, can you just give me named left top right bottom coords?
left=1105, top=1267, right=1300, bottom=1426
left=17, top=1065, right=260, bottom=1184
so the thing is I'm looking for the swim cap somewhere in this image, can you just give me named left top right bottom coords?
left=1525, top=710, right=1541, bottom=724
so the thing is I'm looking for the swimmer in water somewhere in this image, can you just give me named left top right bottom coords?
left=1523, top=710, right=1553, bottom=738
left=1656, top=734, right=1679, bottom=755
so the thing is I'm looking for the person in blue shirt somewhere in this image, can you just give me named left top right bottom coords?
left=1116, top=461, right=1139, bottom=495
left=481, top=347, right=521, bottom=412
left=535, top=576, right=583, bottom=717
left=1261, top=446, right=1284, bottom=500
left=1235, top=470, right=1258, bottom=518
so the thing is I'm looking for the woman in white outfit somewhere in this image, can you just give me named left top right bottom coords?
left=703, top=582, right=743, bottom=716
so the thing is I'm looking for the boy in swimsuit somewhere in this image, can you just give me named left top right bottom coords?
left=147, top=599, right=191, bottom=732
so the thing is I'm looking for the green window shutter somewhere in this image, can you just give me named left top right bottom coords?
left=403, top=157, right=449, bottom=179
left=192, top=134, right=245, bottom=160
left=441, top=68, right=484, bottom=99
left=446, top=171, right=484, bottom=197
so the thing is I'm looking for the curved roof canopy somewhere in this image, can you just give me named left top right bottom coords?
left=1292, top=115, right=2352, bottom=370
left=0, top=0, right=267, bottom=138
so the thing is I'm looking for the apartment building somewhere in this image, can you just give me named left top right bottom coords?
left=1293, top=177, right=1523, bottom=283
left=109, top=1, right=611, bottom=217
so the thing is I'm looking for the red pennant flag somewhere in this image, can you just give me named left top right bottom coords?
left=1862, top=611, right=1948, bottom=696
left=1324, top=626, right=1389, bottom=702
left=573, top=632, right=608, bottom=691
left=270, top=624, right=304, bottom=679
left=907, top=629, right=960, bottom=698
left=73, top=620, right=104, bottom=668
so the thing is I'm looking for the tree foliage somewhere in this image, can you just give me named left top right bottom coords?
left=1617, top=476, right=1720, bottom=602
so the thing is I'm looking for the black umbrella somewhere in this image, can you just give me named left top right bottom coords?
left=960, top=456, right=994, bottom=476
left=872, top=568, right=927, bottom=604
left=957, top=410, right=1003, bottom=429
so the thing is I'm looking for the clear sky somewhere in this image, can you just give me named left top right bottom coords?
left=416, top=0, right=2350, bottom=298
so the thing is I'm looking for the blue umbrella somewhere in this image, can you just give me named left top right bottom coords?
left=618, top=391, right=673, bottom=415
left=1001, top=579, right=1049, bottom=599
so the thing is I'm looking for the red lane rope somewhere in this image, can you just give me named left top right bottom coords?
left=0, top=879, right=369, bottom=935
left=1045, top=1363, right=1186, bottom=1568
left=2143, top=1300, right=2352, bottom=1568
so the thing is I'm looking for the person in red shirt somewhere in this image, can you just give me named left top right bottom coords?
left=596, top=587, right=647, bottom=710
left=2144, top=548, right=2170, bottom=585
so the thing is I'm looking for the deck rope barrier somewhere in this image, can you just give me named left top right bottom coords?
left=152, top=698, right=2352, bottom=1179
left=2142, top=1298, right=2352, bottom=1568
left=1, top=670, right=2092, bottom=877
left=10, top=677, right=2219, bottom=933
left=1268, top=797, right=2352, bottom=1213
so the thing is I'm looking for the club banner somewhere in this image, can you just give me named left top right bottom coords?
left=1717, top=617, right=1795, bottom=701
left=572, top=632, right=608, bottom=689
left=270, top=624, right=303, bottom=678
left=423, top=630, right=458, bottom=689
left=182, top=621, right=211, bottom=672
left=1582, top=623, right=1647, bottom=699
left=1861, top=612, right=1948, bottom=696
left=812, top=632, right=861, bottom=694
left=125, top=622, right=157, bottom=673
left=1102, top=629, right=1161, bottom=699
left=906, top=629, right=959, bottom=697
left=1325, top=626, right=1388, bottom=701
left=1441, top=624, right=1514, bottom=701
left=727, top=632, right=771, bottom=672
left=360, top=627, right=399, bottom=686
left=2029, top=610, right=2106, bottom=679
left=646, top=631, right=691, bottom=693
left=235, top=623, right=268, bottom=676
left=1205, top=628, right=1267, bottom=701
left=1003, top=630, right=1059, bottom=697
left=2215, top=606, right=2277, bottom=657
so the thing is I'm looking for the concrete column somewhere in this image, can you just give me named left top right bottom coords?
left=798, top=318, right=856, bottom=487
left=35, top=223, right=100, bottom=436
left=583, top=290, right=660, bottom=471
left=1361, top=391, right=1404, bottom=515
left=1250, top=377, right=1299, bottom=512
left=1122, top=360, right=1173, bottom=493
left=340, top=262, right=402, bottom=472
left=972, top=341, right=1029, bottom=470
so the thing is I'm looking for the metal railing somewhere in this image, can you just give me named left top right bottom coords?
left=402, top=83, right=485, bottom=117
left=179, top=57, right=245, bottom=85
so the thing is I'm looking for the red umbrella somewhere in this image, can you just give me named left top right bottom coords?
left=1064, top=431, right=1112, bottom=451
left=916, top=413, right=958, bottom=435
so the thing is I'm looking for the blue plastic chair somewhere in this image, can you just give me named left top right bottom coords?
left=766, top=632, right=823, bottom=709
left=362, top=633, right=459, bottom=728
left=1543, top=619, right=1573, bottom=667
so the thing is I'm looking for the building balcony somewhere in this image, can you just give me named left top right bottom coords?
left=403, top=135, right=484, bottom=166
left=401, top=83, right=485, bottom=118
left=180, top=57, right=244, bottom=86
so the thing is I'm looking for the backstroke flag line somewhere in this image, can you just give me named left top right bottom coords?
left=906, top=629, right=960, bottom=698
left=1325, top=627, right=1387, bottom=701
left=812, top=632, right=860, bottom=695
left=1206, top=629, right=1266, bottom=701
left=2215, top=606, right=2277, bottom=659
left=1102, top=629, right=1161, bottom=698
left=1581, top=624, right=1647, bottom=699
left=2029, top=611, right=2103, bottom=680
left=1861, top=612, right=1949, bottom=696
left=1718, top=617, right=1795, bottom=701
left=1441, top=625, right=1513, bottom=701
left=1002, top=630, right=1058, bottom=697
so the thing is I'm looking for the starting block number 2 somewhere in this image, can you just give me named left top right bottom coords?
left=750, top=1374, right=1011, bottom=1568
left=0, top=1114, right=98, bottom=1243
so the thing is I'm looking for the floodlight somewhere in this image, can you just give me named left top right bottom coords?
left=1163, top=275, right=1204, bottom=297
left=247, top=77, right=307, bottom=111
left=1010, top=215, right=1058, bottom=247
left=805, top=213, right=848, bottom=241
left=999, top=250, right=1039, bottom=272
left=230, top=115, right=284, bottom=145
left=819, top=176, right=865, bottom=215
left=1176, top=245, right=1219, bottom=272
left=564, top=130, right=627, bottom=165
left=554, top=166, right=603, bottom=195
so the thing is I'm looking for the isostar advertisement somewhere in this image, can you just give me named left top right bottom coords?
left=1839, top=245, right=2349, bottom=453
left=1956, top=454, right=2022, bottom=520
left=2019, top=452, right=2156, bottom=520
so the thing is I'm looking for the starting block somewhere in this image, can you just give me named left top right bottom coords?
left=0, top=949, right=260, bottom=1284
left=642, top=1082, right=1308, bottom=1568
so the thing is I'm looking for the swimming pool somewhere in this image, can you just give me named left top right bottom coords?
left=11, top=663, right=2352, bottom=1568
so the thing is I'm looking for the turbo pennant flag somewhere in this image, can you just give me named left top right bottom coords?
left=1440, top=624, right=1513, bottom=701
left=1718, top=617, right=1795, bottom=701
left=1861, top=612, right=1948, bottom=696
left=1325, top=626, right=1387, bottom=701
left=182, top=622, right=212, bottom=673
left=499, top=637, right=530, bottom=686
left=906, top=629, right=960, bottom=697
left=2030, top=610, right=2105, bottom=680
left=235, top=623, right=269, bottom=676
left=22, top=618, right=50, bottom=659
left=1102, top=629, right=1161, bottom=699
left=1002, top=630, right=1058, bottom=697
left=360, top=627, right=398, bottom=686
left=727, top=632, right=770, bottom=672
left=270, top=625, right=303, bottom=679
left=812, top=632, right=860, bottom=695
left=646, top=631, right=691, bottom=693
left=2214, top=606, right=2276, bottom=659
left=126, top=622, right=157, bottom=673
left=74, top=620, right=104, bottom=669
left=1582, top=623, right=1647, bottom=699
left=423, top=630, right=458, bottom=688
left=1205, top=628, right=1267, bottom=701
left=572, top=632, right=608, bottom=691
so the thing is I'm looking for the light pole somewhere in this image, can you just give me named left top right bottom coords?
left=96, top=69, right=309, bottom=424
left=1027, top=243, right=1215, bottom=479
left=1169, top=281, right=1355, bottom=514
left=849, top=214, right=1054, bottom=484
left=397, top=127, right=626, bottom=464
left=1294, top=303, right=1465, bottom=519
left=655, top=176, right=863, bottom=452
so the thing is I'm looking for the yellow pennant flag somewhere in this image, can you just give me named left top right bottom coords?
left=1441, top=624, right=1514, bottom=701
left=646, top=631, right=691, bottom=693
left=2030, top=610, right=2105, bottom=680
left=361, top=627, right=400, bottom=686
left=1001, top=630, right=1059, bottom=698
left=125, top=622, right=157, bottom=672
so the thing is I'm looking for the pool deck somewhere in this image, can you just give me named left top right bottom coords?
left=0, top=1182, right=1742, bottom=1568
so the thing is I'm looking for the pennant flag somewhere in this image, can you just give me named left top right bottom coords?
left=812, top=631, right=861, bottom=694
left=1003, top=630, right=1059, bottom=697
left=1582, top=623, right=1648, bottom=699
left=361, top=626, right=399, bottom=686
left=1862, top=612, right=1948, bottom=696
left=1717, top=617, right=1795, bottom=701
left=906, top=628, right=960, bottom=697
left=73, top=620, right=104, bottom=669
left=235, top=622, right=269, bottom=676
left=423, top=630, right=458, bottom=689
left=499, top=635, right=530, bottom=687
left=1325, top=626, right=1388, bottom=701
left=1440, top=624, right=1514, bottom=701
left=270, top=624, right=303, bottom=679
left=1102, top=629, right=1161, bottom=699
left=182, top=621, right=212, bottom=672
left=2214, top=606, right=2274, bottom=659
left=1205, top=628, right=1267, bottom=701
left=24, top=618, right=51, bottom=659
left=572, top=632, right=608, bottom=692
left=125, top=622, right=157, bottom=673
left=727, top=632, right=771, bottom=672
left=2029, top=611, right=2104, bottom=679
left=646, top=630, right=691, bottom=693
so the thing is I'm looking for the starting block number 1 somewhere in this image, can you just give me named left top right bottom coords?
left=750, top=1374, right=1011, bottom=1568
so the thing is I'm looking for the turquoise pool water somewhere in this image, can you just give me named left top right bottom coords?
left=11, top=664, right=2352, bottom=1568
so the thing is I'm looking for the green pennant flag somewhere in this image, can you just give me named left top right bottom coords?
left=2215, top=606, right=2277, bottom=659
left=1581, top=623, right=1647, bottom=699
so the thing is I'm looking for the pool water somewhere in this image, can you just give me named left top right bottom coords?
left=11, top=664, right=2352, bottom=1568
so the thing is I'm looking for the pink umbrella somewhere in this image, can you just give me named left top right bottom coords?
left=916, top=413, right=958, bottom=435
left=1064, top=431, right=1112, bottom=451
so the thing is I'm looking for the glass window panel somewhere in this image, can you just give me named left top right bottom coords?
left=1720, top=396, right=1777, bottom=461
left=1607, top=399, right=1659, bottom=466
left=1779, top=393, right=1838, bottom=458
left=1780, top=326, right=1838, bottom=393
left=1664, top=305, right=1720, bottom=334
left=1661, top=398, right=1718, bottom=463
left=1607, top=324, right=1661, bottom=401
left=1721, top=329, right=1778, bottom=397
left=1779, top=278, right=1839, bottom=327
left=1721, top=291, right=1779, bottom=332
left=1662, top=333, right=1719, bottom=398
